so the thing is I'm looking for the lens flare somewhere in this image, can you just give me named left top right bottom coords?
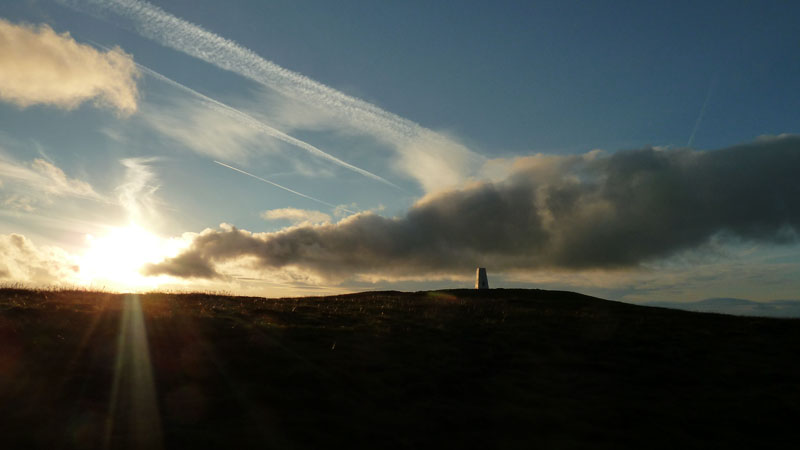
left=76, top=223, right=183, bottom=291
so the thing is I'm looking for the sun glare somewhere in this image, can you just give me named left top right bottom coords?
left=77, top=224, right=182, bottom=291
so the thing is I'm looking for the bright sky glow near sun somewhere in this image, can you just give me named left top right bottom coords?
left=1, top=0, right=799, bottom=302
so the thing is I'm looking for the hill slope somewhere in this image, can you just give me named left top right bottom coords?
left=1, top=288, right=799, bottom=449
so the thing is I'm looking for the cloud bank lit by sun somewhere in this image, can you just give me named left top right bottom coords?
left=76, top=224, right=185, bottom=291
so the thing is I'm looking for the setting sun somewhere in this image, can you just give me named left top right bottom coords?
left=76, top=224, right=181, bottom=291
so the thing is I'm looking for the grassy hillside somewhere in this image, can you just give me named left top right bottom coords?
left=1, top=288, right=799, bottom=449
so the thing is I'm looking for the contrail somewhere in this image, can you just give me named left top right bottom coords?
left=60, top=0, right=485, bottom=191
left=138, top=65, right=403, bottom=190
left=213, top=160, right=355, bottom=214
left=87, top=40, right=402, bottom=190
left=59, top=0, right=421, bottom=142
left=687, top=76, right=717, bottom=148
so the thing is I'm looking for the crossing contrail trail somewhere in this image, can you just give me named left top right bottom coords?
left=60, top=0, right=484, bottom=192
left=59, top=0, right=420, bottom=142
left=687, top=76, right=717, bottom=148
left=140, top=65, right=404, bottom=190
left=87, top=40, right=402, bottom=190
left=213, top=160, right=356, bottom=214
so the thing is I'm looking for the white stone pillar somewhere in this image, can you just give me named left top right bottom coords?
left=475, top=267, right=489, bottom=289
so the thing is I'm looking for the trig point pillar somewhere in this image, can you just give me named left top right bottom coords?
left=475, top=267, right=489, bottom=289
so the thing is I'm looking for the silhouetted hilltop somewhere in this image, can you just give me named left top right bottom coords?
left=1, top=287, right=799, bottom=449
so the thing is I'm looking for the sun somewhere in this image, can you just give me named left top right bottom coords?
left=76, top=223, right=183, bottom=291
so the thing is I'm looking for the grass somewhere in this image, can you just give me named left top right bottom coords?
left=1, top=287, right=800, bottom=449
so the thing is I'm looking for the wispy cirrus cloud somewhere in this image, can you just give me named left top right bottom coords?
left=0, top=233, right=79, bottom=284
left=116, top=157, right=162, bottom=224
left=262, top=208, right=331, bottom=226
left=135, top=63, right=401, bottom=189
left=144, top=135, right=800, bottom=281
left=0, top=18, right=139, bottom=114
left=0, top=153, right=161, bottom=227
left=58, top=0, right=482, bottom=191
left=139, top=95, right=268, bottom=162
left=0, top=154, right=105, bottom=210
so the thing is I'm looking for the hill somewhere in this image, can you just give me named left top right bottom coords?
left=1, top=288, right=799, bottom=449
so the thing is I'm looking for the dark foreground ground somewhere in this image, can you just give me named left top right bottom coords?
left=1, top=288, right=800, bottom=449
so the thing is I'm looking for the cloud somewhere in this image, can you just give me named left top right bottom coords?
left=140, top=96, right=265, bottom=161
left=144, top=135, right=800, bottom=281
left=0, top=18, right=139, bottom=114
left=0, top=155, right=104, bottom=210
left=28, top=158, right=100, bottom=198
left=262, top=208, right=331, bottom=225
left=136, top=64, right=400, bottom=188
left=116, top=158, right=161, bottom=224
left=0, top=234, right=79, bottom=284
left=500, top=242, right=800, bottom=304
left=59, top=0, right=481, bottom=191
left=393, top=130, right=483, bottom=193
left=2, top=194, right=36, bottom=212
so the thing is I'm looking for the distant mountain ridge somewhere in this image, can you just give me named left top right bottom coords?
left=646, top=297, right=800, bottom=318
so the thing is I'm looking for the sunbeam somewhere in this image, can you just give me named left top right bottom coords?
left=105, top=294, right=162, bottom=449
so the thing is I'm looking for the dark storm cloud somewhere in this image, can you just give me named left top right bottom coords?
left=144, top=135, right=800, bottom=280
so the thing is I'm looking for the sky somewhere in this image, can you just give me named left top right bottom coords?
left=1, top=0, right=799, bottom=302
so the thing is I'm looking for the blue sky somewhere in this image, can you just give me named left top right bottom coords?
left=1, top=0, right=799, bottom=301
